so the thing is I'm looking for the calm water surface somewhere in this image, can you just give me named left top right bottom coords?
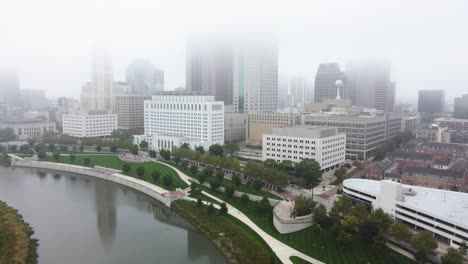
left=0, top=166, right=227, bottom=264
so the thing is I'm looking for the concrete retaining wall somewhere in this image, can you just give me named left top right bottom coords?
left=273, top=202, right=313, bottom=234
left=11, top=159, right=177, bottom=207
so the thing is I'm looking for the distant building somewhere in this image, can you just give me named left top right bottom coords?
left=262, top=126, right=346, bottom=172
left=302, top=112, right=402, bottom=160
left=112, top=95, right=149, bottom=132
left=0, top=70, right=22, bottom=107
left=314, top=63, right=345, bottom=103
left=57, top=97, right=76, bottom=108
left=415, top=125, right=450, bottom=143
left=418, top=90, right=445, bottom=114
left=287, top=76, right=308, bottom=107
left=224, top=105, right=246, bottom=142
left=402, top=116, right=418, bottom=132
left=0, top=118, right=56, bottom=140
left=343, top=179, right=468, bottom=249
left=62, top=110, right=117, bottom=138
left=21, top=89, right=48, bottom=109
left=454, top=94, right=468, bottom=119
left=246, top=113, right=300, bottom=146
left=134, top=93, right=224, bottom=151
left=346, top=61, right=395, bottom=112
left=126, top=59, right=164, bottom=95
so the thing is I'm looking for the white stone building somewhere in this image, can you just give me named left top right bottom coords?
left=262, top=126, right=346, bottom=172
left=134, top=93, right=224, bottom=151
left=62, top=110, right=117, bottom=138
left=343, top=179, right=468, bottom=249
left=0, top=118, right=57, bottom=140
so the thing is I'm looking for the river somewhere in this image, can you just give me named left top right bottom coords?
left=0, top=166, right=227, bottom=264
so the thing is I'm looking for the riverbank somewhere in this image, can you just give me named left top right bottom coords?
left=0, top=200, right=39, bottom=264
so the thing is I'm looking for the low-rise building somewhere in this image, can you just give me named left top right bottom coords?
left=62, top=110, right=117, bottom=138
left=415, top=125, right=450, bottom=143
left=224, top=105, right=246, bottom=142
left=401, top=166, right=467, bottom=192
left=400, top=140, right=466, bottom=158
left=262, top=126, right=346, bottom=171
left=402, top=116, right=417, bottom=132
left=0, top=118, right=57, bottom=140
left=246, top=113, right=300, bottom=146
left=343, top=179, right=468, bottom=249
left=434, top=117, right=468, bottom=131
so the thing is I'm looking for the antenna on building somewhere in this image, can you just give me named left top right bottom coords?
left=335, top=80, right=343, bottom=100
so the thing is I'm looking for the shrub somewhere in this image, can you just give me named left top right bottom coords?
left=151, top=171, right=160, bottom=182
left=136, top=166, right=145, bottom=178
left=190, top=164, right=198, bottom=175
left=210, top=178, right=221, bottom=191
left=163, top=175, right=173, bottom=187
left=207, top=203, right=215, bottom=214
left=60, top=145, right=68, bottom=152
left=216, top=171, right=224, bottom=181
left=220, top=202, right=228, bottom=214
left=173, top=155, right=181, bottom=165
left=181, top=160, right=189, bottom=169
left=198, top=173, right=208, bottom=184
left=79, top=145, right=84, bottom=152
left=122, top=163, right=131, bottom=173
left=69, top=154, right=76, bottom=162
left=232, top=174, right=242, bottom=187
left=84, top=157, right=91, bottom=166
left=225, top=185, right=235, bottom=198
left=52, top=152, right=60, bottom=160
left=110, top=145, right=117, bottom=153
left=37, top=151, right=47, bottom=160
left=252, top=179, right=263, bottom=191
left=197, top=198, right=203, bottom=208
left=241, top=193, right=249, bottom=206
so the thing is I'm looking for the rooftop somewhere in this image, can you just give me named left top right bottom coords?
left=268, top=125, right=341, bottom=139
left=403, top=166, right=465, bottom=180
left=434, top=117, right=468, bottom=123
left=388, top=151, right=434, bottom=161
left=343, top=179, right=468, bottom=228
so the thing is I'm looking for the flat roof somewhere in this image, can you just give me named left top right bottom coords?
left=344, top=179, right=468, bottom=228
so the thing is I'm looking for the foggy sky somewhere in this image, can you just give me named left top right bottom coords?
left=1, top=0, right=467, bottom=103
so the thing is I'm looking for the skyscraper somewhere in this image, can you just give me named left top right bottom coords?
left=454, top=94, right=468, bottom=119
left=314, top=63, right=346, bottom=103
left=0, top=70, right=22, bottom=107
left=90, top=49, right=114, bottom=111
left=186, top=38, right=233, bottom=104
left=286, top=76, right=308, bottom=107
left=126, top=59, right=164, bottom=95
left=233, top=39, right=278, bottom=113
left=418, top=90, right=445, bottom=114
left=346, top=61, right=395, bottom=112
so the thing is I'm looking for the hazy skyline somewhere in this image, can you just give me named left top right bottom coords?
left=1, top=0, right=467, bottom=103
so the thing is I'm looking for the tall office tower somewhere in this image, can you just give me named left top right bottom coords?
left=454, top=94, right=468, bottom=119
left=21, top=89, right=48, bottom=109
left=418, top=90, right=445, bottom=114
left=126, top=59, right=164, bottom=95
left=346, top=61, right=395, bottom=112
left=186, top=38, right=234, bottom=105
left=286, top=76, right=308, bottom=107
left=0, top=70, right=22, bottom=106
left=90, top=49, right=114, bottom=111
left=314, top=63, right=346, bottom=103
left=233, top=39, right=278, bottom=113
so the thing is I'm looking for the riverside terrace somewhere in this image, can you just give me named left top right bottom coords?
left=343, top=179, right=468, bottom=249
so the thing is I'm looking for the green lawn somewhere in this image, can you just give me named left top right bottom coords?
left=195, top=184, right=414, bottom=264
left=42, top=155, right=188, bottom=191
left=162, top=160, right=282, bottom=199
left=290, top=256, right=311, bottom=264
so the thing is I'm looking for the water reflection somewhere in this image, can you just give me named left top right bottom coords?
left=95, top=181, right=117, bottom=252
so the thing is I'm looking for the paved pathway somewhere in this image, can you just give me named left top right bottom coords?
left=153, top=160, right=193, bottom=186
left=200, top=191, right=324, bottom=264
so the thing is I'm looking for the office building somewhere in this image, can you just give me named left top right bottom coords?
left=262, top=126, right=346, bottom=171
left=224, top=105, right=247, bottom=142
left=402, top=116, right=418, bottom=132
left=112, top=95, right=150, bottom=132
left=134, top=93, right=224, bottom=151
left=343, top=179, right=468, bottom=249
left=302, top=111, right=402, bottom=160
left=57, top=97, right=76, bottom=109
left=454, top=94, right=468, bottom=119
left=246, top=113, right=300, bottom=146
left=186, top=38, right=233, bottom=104
left=21, top=89, right=48, bottom=109
left=418, top=90, right=445, bottom=114
left=233, top=39, right=278, bottom=113
left=0, top=70, right=22, bottom=107
left=346, top=61, right=395, bottom=112
left=287, top=76, right=308, bottom=107
left=314, top=63, right=346, bottom=103
left=126, top=59, right=164, bottom=95
left=0, top=118, right=56, bottom=140
left=434, top=117, right=468, bottom=131
left=62, top=110, right=117, bottom=138
left=415, top=125, right=450, bottom=143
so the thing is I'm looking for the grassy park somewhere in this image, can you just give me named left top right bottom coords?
left=41, top=154, right=188, bottom=191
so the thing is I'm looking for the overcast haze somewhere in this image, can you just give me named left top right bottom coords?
left=1, top=0, right=467, bottom=103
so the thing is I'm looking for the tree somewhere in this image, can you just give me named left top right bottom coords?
left=69, top=154, right=76, bottom=162
left=96, top=145, right=102, bottom=152
left=241, top=193, right=249, bottom=205
left=263, top=159, right=278, bottom=168
left=223, top=142, right=240, bottom=155
left=296, top=159, right=322, bottom=186
left=60, top=145, right=68, bottom=152
left=34, top=143, right=45, bottom=152
left=313, top=204, right=331, bottom=227
left=389, top=222, right=412, bottom=243
left=232, top=174, right=242, bottom=187
left=294, top=195, right=316, bottom=217
left=359, top=220, right=380, bottom=244
left=225, top=185, right=235, bottom=198
left=163, top=175, right=173, bottom=187
left=207, top=203, right=215, bottom=214
left=160, top=149, right=170, bottom=160
left=258, top=197, right=271, bottom=213
left=203, top=166, right=213, bottom=177
left=122, top=163, right=131, bottom=173
left=209, top=144, right=224, bottom=156
left=411, top=231, right=438, bottom=264
left=181, top=143, right=190, bottom=149
left=198, top=173, right=208, bottom=184
left=216, top=171, right=224, bottom=181
left=173, top=155, right=181, bottom=165
left=37, top=151, right=47, bottom=160
left=340, top=215, right=358, bottom=232
left=458, top=241, right=467, bottom=255
left=330, top=196, right=353, bottom=219
left=252, top=179, right=263, bottom=191
left=139, top=140, right=148, bottom=149
left=84, top=157, right=91, bottom=166
left=79, top=145, right=84, bottom=152
left=370, top=208, right=392, bottom=232
left=53, top=152, right=60, bottom=160
left=334, top=166, right=348, bottom=184
left=278, top=160, right=294, bottom=172
left=336, top=229, right=351, bottom=247
left=190, top=164, right=198, bottom=175
left=151, top=171, right=160, bottom=182
left=209, top=178, right=221, bottom=191
left=110, top=145, right=117, bottom=153
left=195, top=146, right=205, bottom=154
left=0, top=128, right=16, bottom=142
left=441, top=247, right=464, bottom=264
left=131, top=145, right=139, bottom=155
left=48, top=143, right=56, bottom=151
left=181, top=160, right=189, bottom=169
left=197, top=198, right=203, bottom=208
left=136, top=166, right=145, bottom=178
left=20, top=144, right=31, bottom=152
left=349, top=203, right=369, bottom=225
left=220, top=202, right=228, bottom=214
